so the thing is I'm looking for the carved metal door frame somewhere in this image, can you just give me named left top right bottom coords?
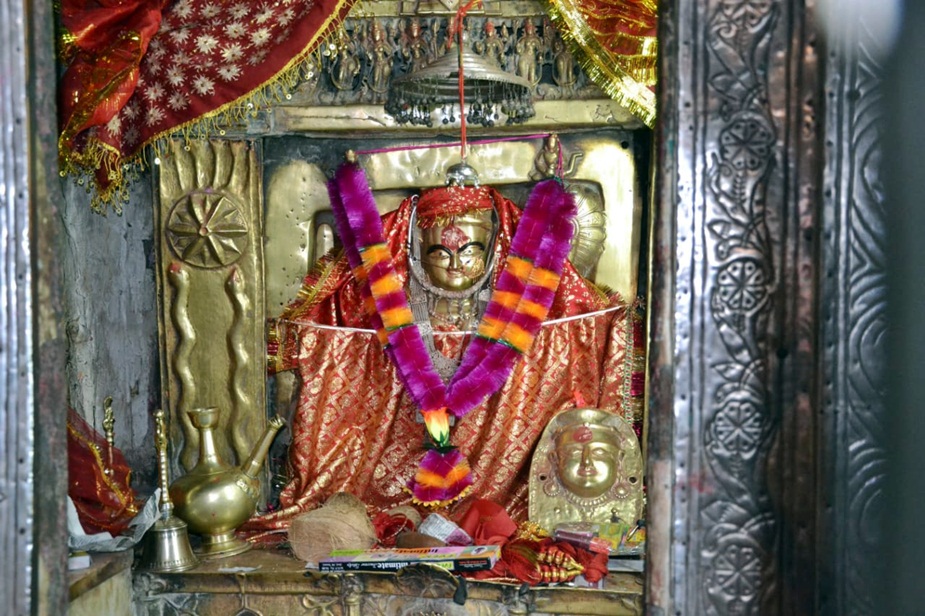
left=5, top=0, right=889, bottom=614
left=649, top=0, right=822, bottom=610
left=648, top=0, right=886, bottom=614
left=3, top=0, right=71, bottom=614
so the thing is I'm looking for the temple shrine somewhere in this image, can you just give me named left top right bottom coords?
left=0, top=0, right=913, bottom=614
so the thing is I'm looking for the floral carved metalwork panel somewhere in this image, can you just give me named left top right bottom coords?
left=654, top=0, right=824, bottom=612
left=690, top=0, right=797, bottom=612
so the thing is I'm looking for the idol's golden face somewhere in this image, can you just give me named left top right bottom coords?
left=553, top=425, right=621, bottom=499
left=419, top=215, right=492, bottom=291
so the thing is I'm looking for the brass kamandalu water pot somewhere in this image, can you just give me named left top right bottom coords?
left=169, top=407, right=285, bottom=558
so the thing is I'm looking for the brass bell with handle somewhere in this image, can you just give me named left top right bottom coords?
left=137, top=409, right=199, bottom=573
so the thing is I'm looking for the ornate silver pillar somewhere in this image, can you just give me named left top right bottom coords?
left=651, top=0, right=829, bottom=613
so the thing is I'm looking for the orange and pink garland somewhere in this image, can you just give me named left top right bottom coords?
left=328, top=162, right=576, bottom=507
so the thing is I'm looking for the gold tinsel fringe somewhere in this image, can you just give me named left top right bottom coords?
left=544, top=0, right=657, bottom=128
left=61, top=0, right=358, bottom=214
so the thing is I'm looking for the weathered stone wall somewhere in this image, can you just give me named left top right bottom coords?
left=62, top=175, right=160, bottom=493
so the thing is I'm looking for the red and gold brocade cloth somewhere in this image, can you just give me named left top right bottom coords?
left=545, top=0, right=657, bottom=127
left=67, top=408, right=141, bottom=536
left=247, top=188, right=645, bottom=532
left=250, top=307, right=642, bottom=533
left=57, top=0, right=355, bottom=210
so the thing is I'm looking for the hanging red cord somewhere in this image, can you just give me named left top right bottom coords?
left=455, top=0, right=482, bottom=163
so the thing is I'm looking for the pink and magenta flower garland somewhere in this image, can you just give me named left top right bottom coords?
left=328, top=162, right=576, bottom=507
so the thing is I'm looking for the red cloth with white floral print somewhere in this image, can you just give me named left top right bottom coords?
left=58, top=0, right=355, bottom=205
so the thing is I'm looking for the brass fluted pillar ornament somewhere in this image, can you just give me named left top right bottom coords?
left=169, top=407, right=285, bottom=558
left=137, top=410, right=199, bottom=573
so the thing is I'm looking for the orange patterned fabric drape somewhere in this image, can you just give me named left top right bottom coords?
left=248, top=307, right=642, bottom=532
left=57, top=0, right=356, bottom=211
left=544, top=0, right=658, bottom=126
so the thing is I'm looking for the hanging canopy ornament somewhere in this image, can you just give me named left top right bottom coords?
left=385, top=29, right=534, bottom=127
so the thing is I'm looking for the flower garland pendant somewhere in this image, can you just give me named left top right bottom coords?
left=328, top=162, right=577, bottom=508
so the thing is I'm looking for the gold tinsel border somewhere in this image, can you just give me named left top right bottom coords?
left=543, top=0, right=657, bottom=128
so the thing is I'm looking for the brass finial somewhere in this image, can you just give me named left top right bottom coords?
left=445, top=160, right=480, bottom=187
left=154, top=410, right=174, bottom=517
left=103, top=396, right=114, bottom=475
left=102, top=396, right=115, bottom=447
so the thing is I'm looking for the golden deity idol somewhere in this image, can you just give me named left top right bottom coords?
left=406, top=178, right=499, bottom=379
left=529, top=407, right=644, bottom=531
left=418, top=209, right=493, bottom=293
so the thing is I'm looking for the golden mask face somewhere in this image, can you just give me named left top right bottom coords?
left=553, top=425, right=622, bottom=499
left=419, top=212, right=493, bottom=291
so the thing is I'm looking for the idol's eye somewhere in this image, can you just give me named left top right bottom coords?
left=425, top=246, right=453, bottom=261
left=457, top=241, right=486, bottom=259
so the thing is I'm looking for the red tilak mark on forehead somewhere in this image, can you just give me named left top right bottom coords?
left=573, top=426, right=594, bottom=443
left=441, top=225, right=470, bottom=252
